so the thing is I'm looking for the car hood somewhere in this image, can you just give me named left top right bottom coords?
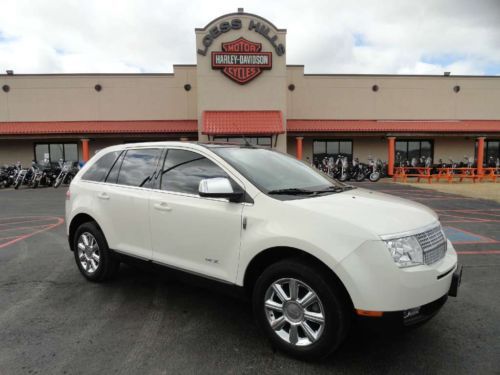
left=285, top=187, right=439, bottom=238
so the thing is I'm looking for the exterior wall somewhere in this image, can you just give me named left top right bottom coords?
left=195, top=13, right=288, bottom=151
left=286, top=66, right=500, bottom=120
left=0, top=67, right=197, bottom=122
left=0, top=140, right=42, bottom=165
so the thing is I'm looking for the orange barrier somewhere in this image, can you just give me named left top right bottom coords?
left=393, top=167, right=432, bottom=183
left=395, top=166, right=498, bottom=183
left=479, top=167, right=498, bottom=182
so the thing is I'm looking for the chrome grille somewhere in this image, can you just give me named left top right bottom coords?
left=415, top=226, right=447, bottom=265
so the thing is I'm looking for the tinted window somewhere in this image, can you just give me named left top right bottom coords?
left=64, top=144, right=79, bottom=161
left=161, top=149, right=228, bottom=195
left=50, top=144, right=64, bottom=162
left=34, top=143, right=78, bottom=163
left=82, top=151, right=122, bottom=182
left=105, top=151, right=125, bottom=184
left=116, top=149, right=162, bottom=187
left=35, top=144, right=50, bottom=163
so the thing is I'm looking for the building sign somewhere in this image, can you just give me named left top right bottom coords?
left=197, top=18, right=285, bottom=57
left=212, top=38, right=272, bottom=84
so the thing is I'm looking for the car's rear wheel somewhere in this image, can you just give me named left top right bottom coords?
left=73, top=222, right=119, bottom=282
left=252, top=259, right=351, bottom=360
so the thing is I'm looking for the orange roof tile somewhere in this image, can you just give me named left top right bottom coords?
left=203, top=111, right=284, bottom=135
left=287, top=120, right=500, bottom=133
left=0, top=120, right=198, bottom=135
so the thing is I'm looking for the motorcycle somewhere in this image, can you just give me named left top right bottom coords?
left=365, top=156, right=381, bottom=182
left=53, top=160, right=79, bottom=188
left=334, top=155, right=349, bottom=182
left=349, top=158, right=366, bottom=182
left=0, top=164, right=20, bottom=188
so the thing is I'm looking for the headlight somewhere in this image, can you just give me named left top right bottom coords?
left=384, top=236, right=423, bottom=268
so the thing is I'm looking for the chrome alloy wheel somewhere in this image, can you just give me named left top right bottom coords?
left=264, top=278, right=325, bottom=346
left=77, top=232, right=100, bottom=274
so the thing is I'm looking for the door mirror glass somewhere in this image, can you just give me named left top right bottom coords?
left=198, top=178, right=242, bottom=202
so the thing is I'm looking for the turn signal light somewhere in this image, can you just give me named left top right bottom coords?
left=66, top=190, right=71, bottom=200
left=356, top=309, right=383, bottom=317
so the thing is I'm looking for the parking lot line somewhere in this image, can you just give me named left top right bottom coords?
left=456, top=250, right=500, bottom=255
left=0, top=217, right=64, bottom=249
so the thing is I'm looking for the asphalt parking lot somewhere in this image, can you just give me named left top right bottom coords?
left=0, top=182, right=499, bottom=375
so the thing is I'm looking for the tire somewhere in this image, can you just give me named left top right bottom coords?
left=339, top=173, right=348, bottom=182
left=355, top=172, right=365, bottom=182
left=73, top=222, right=120, bottom=282
left=33, top=179, right=39, bottom=189
left=252, top=259, right=351, bottom=360
left=14, top=178, right=22, bottom=189
left=369, top=171, right=380, bottom=182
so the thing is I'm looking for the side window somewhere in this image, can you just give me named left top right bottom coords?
left=81, top=150, right=122, bottom=182
left=116, top=149, right=162, bottom=187
left=161, top=149, right=229, bottom=195
left=105, top=151, right=125, bottom=184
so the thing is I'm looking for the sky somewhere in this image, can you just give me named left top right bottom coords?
left=0, top=0, right=499, bottom=75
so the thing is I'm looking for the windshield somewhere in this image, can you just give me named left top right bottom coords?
left=212, top=147, right=348, bottom=195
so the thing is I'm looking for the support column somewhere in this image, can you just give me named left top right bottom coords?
left=296, top=137, right=303, bottom=160
left=477, top=136, right=486, bottom=175
left=387, top=136, right=396, bottom=176
left=81, top=139, right=90, bottom=162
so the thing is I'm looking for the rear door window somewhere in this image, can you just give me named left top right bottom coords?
left=81, top=150, right=122, bottom=182
left=105, top=151, right=125, bottom=184
left=116, top=149, right=162, bottom=188
left=160, top=149, right=228, bottom=195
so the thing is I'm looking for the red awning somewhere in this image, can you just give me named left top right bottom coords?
left=202, top=111, right=284, bottom=135
left=287, top=120, right=500, bottom=133
left=0, top=120, right=198, bottom=135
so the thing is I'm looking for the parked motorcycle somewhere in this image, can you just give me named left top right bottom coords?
left=53, top=160, right=79, bottom=188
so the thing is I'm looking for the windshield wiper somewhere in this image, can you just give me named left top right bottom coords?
left=268, top=188, right=316, bottom=195
left=310, top=185, right=356, bottom=194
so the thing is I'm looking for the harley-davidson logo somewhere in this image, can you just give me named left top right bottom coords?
left=211, top=38, right=272, bottom=84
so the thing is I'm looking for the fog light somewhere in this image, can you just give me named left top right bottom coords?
left=403, top=307, right=420, bottom=319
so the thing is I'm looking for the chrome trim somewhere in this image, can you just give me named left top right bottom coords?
left=379, top=221, right=441, bottom=241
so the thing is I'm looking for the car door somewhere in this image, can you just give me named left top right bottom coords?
left=149, top=147, right=244, bottom=282
left=94, top=147, right=163, bottom=260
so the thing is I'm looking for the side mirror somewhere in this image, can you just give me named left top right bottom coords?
left=198, top=177, right=243, bottom=202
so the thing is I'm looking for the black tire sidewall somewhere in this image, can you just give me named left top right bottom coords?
left=73, top=222, right=117, bottom=282
left=252, top=259, right=350, bottom=360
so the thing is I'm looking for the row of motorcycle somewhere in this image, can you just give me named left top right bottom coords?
left=0, top=159, right=80, bottom=189
left=399, top=155, right=500, bottom=173
left=314, top=155, right=387, bottom=182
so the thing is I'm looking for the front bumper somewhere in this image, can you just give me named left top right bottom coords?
left=333, top=239, right=459, bottom=312
left=360, top=265, right=462, bottom=327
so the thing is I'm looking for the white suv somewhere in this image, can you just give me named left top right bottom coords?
left=66, top=141, right=461, bottom=360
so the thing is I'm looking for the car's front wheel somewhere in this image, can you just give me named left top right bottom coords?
left=73, top=222, right=119, bottom=282
left=252, top=259, right=351, bottom=360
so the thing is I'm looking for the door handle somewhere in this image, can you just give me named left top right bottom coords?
left=153, top=202, right=172, bottom=212
left=97, top=192, right=110, bottom=200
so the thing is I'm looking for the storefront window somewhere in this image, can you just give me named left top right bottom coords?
left=476, top=140, right=500, bottom=166
left=395, top=140, right=433, bottom=163
left=312, top=140, right=353, bottom=168
left=34, top=143, right=79, bottom=163
left=214, top=136, right=272, bottom=147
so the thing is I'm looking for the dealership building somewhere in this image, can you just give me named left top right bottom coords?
left=1, top=9, right=499, bottom=175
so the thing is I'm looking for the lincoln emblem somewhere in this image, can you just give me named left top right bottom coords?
left=211, top=37, right=272, bottom=84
